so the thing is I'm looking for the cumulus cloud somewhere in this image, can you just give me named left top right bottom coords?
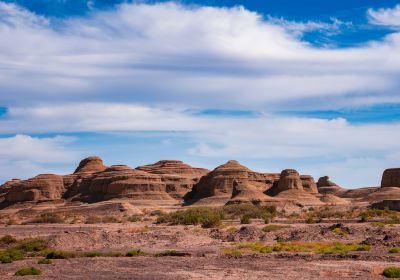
left=0, top=134, right=79, bottom=182
left=0, top=2, right=399, bottom=109
left=368, top=4, right=400, bottom=28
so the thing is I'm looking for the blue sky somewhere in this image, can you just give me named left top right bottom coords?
left=0, top=0, right=400, bottom=187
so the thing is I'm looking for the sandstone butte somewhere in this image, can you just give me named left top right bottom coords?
left=0, top=156, right=399, bottom=209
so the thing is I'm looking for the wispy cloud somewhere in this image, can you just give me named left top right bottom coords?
left=368, top=4, right=400, bottom=28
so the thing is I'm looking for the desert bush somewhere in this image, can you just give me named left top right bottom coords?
left=389, top=247, right=400, bottom=254
left=127, top=215, right=142, bottom=222
left=15, top=239, right=47, bottom=252
left=383, top=267, right=400, bottom=278
left=45, top=250, right=75, bottom=259
left=31, top=213, right=64, bottom=224
left=229, top=241, right=370, bottom=255
left=223, top=248, right=242, bottom=256
left=155, top=250, right=189, bottom=257
left=240, top=215, right=251, bottom=224
left=156, top=207, right=224, bottom=228
left=38, top=258, right=52, bottom=264
left=262, top=224, right=290, bottom=233
left=0, top=235, right=17, bottom=244
left=223, top=204, right=277, bottom=220
left=126, top=249, right=144, bottom=257
left=15, top=267, right=42, bottom=276
left=0, top=249, right=24, bottom=263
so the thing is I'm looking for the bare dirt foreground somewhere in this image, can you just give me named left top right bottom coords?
left=0, top=221, right=399, bottom=279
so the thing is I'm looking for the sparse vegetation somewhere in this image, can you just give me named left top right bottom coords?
left=15, top=239, right=47, bottom=252
left=223, top=248, right=242, bottom=256
left=30, top=213, right=64, bottom=224
left=223, top=204, right=277, bottom=221
left=383, top=267, right=400, bottom=278
left=45, top=250, right=75, bottom=259
left=85, top=215, right=121, bottom=224
left=240, top=214, right=251, bottom=224
left=0, top=234, right=17, bottom=244
left=389, top=247, right=400, bottom=254
left=226, top=241, right=370, bottom=255
left=127, top=215, right=142, bottom=222
left=156, top=207, right=224, bottom=228
left=126, top=249, right=145, bottom=257
left=155, top=250, right=190, bottom=257
left=0, top=249, right=24, bottom=263
left=15, top=267, right=42, bottom=276
left=37, top=258, right=52, bottom=264
left=262, top=224, right=290, bottom=233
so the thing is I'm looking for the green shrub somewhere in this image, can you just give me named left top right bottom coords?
left=15, top=267, right=42, bottom=276
left=389, top=247, right=400, bottom=254
left=223, top=204, right=277, bottom=220
left=31, top=213, right=64, bottom=224
left=383, top=267, right=400, bottom=278
left=126, top=249, right=144, bottom=257
left=155, top=250, right=189, bottom=257
left=38, top=258, right=52, bottom=264
left=0, top=249, right=24, bottom=263
left=223, top=248, right=242, bottom=256
left=262, top=224, right=290, bottom=233
left=46, top=250, right=75, bottom=259
left=0, top=235, right=17, bottom=244
left=240, top=215, right=251, bottom=224
left=15, top=239, right=47, bottom=252
left=331, top=227, right=348, bottom=236
left=230, top=242, right=370, bottom=255
left=156, top=207, right=224, bottom=228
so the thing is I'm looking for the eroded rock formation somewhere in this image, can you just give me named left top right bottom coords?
left=74, top=156, right=107, bottom=175
left=381, top=168, right=400, bottom=188
left=81, top=165, right=172, bottom=201
left=136, top=160, right=209, bottom=199
left=5, top=174, right=65, bottom=203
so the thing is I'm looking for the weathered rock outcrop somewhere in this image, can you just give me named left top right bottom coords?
left=136, top=160, right=209, bottom=199
left=185, top=160, right=251, bottom=201
left=300, top=175, right=318, bottom=194
left=5, top=174, right=65, bottom=203
left=185, top=160, right=282, bottom=205
left=267, top=169, right=303, bottom=196
left=80, top=165, right=172, bottom=201
left=227, top=180, right=280, bottom=205
left=381, top=168, right=400, bottom=188
left=317, top=176, right=345, bottom=195
left=74, top=156, right=107, bottom=175
left=136, top=160, right=208, bottom=178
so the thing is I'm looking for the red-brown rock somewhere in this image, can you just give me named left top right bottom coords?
left=136, top=160, right=209, bottom=199
left=74, top=156, right=107, bottom=174
left=5, top=174, right=65, bottom=203
left=381, top=168, right=400, bottom=188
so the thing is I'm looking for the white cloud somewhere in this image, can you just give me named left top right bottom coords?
left=267, top=17, right=351, bottom=37
left=0, top=103, right=399, bottom=187
left=0, top=2, right=399, bottom=109
left=0, top=134, right=78, bottom=182
left=368, top=5, right=400, bottom=28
